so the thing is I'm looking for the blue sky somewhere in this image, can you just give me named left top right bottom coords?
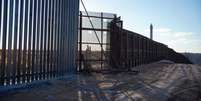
left=80, top=0, right=201, bottom=53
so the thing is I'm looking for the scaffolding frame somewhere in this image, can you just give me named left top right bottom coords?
left=77, top=11, right=116, bottom=71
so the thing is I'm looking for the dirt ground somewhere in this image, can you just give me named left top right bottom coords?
left=0, top=62, right=201, bottom=101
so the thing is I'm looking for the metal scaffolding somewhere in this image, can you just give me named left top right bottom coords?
left=77, top=11, right=116, bottom=71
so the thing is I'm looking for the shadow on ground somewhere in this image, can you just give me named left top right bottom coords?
left=0, top=63, right=201, bottom=101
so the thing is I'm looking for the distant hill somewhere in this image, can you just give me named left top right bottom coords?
left=182, top=53, right=201, bottom=64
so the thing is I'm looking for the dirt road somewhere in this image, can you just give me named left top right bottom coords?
left=0, top=63, right=201, bottom=101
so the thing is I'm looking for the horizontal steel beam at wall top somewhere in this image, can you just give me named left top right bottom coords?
left=79, top=28, right=110, bottom=31
left=76, top=59, right=108, bottom=62
left=78, top=42, right=109, bottom=45
left=80, top=15, right=115, bottom=19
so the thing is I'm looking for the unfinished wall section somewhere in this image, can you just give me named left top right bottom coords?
left=110, top=19, right=191, bottom=69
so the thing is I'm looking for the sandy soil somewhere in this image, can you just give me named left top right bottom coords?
left=0, top=62, right=201, bottom=101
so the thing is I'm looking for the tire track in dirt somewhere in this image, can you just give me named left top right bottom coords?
left=162, top=64, right=188, bottom=92
left=167, top=64, right=201, bottom=101
left=188, top=65, right=199, bottom=82
left=152, top=64, right=181, bottom=89
left=123, top=64, right=179, bottom=101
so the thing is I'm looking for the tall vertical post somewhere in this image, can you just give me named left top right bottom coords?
left=1, top=0, right=8, bottom=85
left=150, top=24, right=153, bottom=40
left=79, top=11, right=82, bottom=71
left=101, top=12, right=103, bottom=70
